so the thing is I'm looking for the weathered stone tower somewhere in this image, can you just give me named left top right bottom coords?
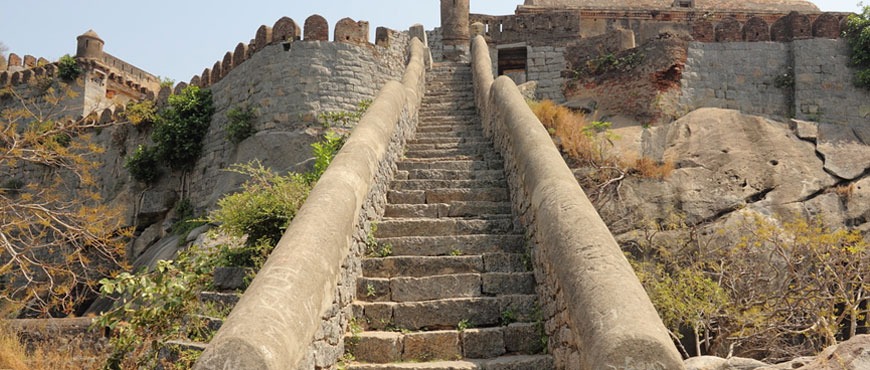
left=76, top=30, right=104, bottom=59
left=440, top=0, right=470, bottom=61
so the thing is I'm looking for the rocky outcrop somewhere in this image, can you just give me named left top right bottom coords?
left=601, top=108, right=849, bottom=232
left=684, top=335, right=870, bottom=370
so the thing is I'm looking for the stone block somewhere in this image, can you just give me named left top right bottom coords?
left=357, top=278, right=390, bottom=302
left=362, top=302, right=394, bottom=330
left=391, top=274, right=481, bottom=302
left=504, top=323, right=545, bottom=354
left=483, top=253, right=527, bottom=273
left=402, top=331, right=460, bottom=362
left=347, top=332, right=401, bottom=363
left=482, top=273, right=536, bottom=295
left=461, top=327, right=505, bottom=358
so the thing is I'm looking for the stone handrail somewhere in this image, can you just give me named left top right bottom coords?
left=194, top=36, right=427, bottom=370
left=470, top=35, right=685, bottom=370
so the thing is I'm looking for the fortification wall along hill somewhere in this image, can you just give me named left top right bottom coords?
left=139, top=14, right=411, bottom=213
left=681, top=39, right=870, bottom=126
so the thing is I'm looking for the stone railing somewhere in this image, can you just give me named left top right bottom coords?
left=470, top=35, right=685, bottom=370
left=194, top=34, right=427, bottom=370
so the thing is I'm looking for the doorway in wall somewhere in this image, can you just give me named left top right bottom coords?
left=498, top=46, right=528, bottom=85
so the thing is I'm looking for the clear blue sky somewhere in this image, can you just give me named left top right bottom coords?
left=0, top=1, right=863, bottom=82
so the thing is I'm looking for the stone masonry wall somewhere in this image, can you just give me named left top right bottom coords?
left=527, top=45, right=567, bottom=102
left=793, top=38, right=870, bottom=125
left=188, top=33, right=409, bottom=211
left=427, top=27, right=444, bottom=62
left=680, top=42, right=791, bottom=119
left=681, top=39, right=870, bottom=126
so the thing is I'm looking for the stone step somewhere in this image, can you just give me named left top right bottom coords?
left=389, top=179, right=505, bottom=191
left=396, top=160, right=504, bottom=171
left=375, top=235, right=524, bottom=256
left=352, top=295, right=538, bottom=331
left=395, top=169, right=505, bottom=181
left=415, top=125, right=483, bottom=134
left=413, top=130, right=483, bottom=138
left=409, top=137, right=490, bottom=146
left=346, top=325, right=545, bottom=364
left=384, top=202, right=511, bottom=219
left=348, top=355, right=552, bottom=370
left=361, top=253, right=528, bottom=278
left=375, top=217, right=513, bottom=238
left=386, top=188, right=509, bottom=205
left=405, top=142, right=493, bottom=152
left=357, top=272, right=536, bottom=302
left=404, top=150, right=497, bottom=160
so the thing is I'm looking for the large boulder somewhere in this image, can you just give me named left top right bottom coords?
left=598, top=108, right=837, bottom=228
left=685, top=356, right=769, bottom=370
left=758, top=335, right=870, bottom=370
left=816, top=123, right=870, bottom=180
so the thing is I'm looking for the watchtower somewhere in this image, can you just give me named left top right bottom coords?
left=441, top=0, right=470, bottom=61
left=76, top=30, right=104, bottom=59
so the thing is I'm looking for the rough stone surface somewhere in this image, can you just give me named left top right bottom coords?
left=816, top=123, right=870, bottom=180
left=757, top=335, right=870, bottom=370
left=402, top=331, right=461, bottom=362
left=626, top=108, right=836, bottom=225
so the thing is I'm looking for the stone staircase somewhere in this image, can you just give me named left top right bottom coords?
left=345, top=63, right=554, bottom=369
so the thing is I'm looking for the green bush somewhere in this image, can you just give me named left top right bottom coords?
left=124, top=145, right=162, bottom=184
left=209, top=161, right=310, bottom=248
left=844, top=5, right=870, bottom=89
left=306, top=130, right=347, bottom=183
left=225, top=106, right=257, bottom=144
left=56, top=55, right=81, bottom=81
left=152, top=85, right=215, bottom=170
left=317, top=99, right=371, bottom=128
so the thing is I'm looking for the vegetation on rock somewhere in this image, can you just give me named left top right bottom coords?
left=845, top=3, right=870, bottom=89
left=124, top=85, right=214, bottom=182
left=56, top=55, right=82, bottom=82
left=528, top=99, right=674, bottom=200
left=98, top=128, right=347, bottom=368
left=224, top=106, right=257, bottom=144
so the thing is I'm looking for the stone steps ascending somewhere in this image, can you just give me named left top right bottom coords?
left=345, top=62, right=554, bottom=369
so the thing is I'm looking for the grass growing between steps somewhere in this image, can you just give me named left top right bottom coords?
left=95, top=130, right=348, bottom=369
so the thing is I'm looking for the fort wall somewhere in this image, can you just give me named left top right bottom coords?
left=680, top=39, right=870, bottom=126
left=183, top=15, right=411, bottom=211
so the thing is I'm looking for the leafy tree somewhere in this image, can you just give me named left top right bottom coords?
left=0, top=78, right=130, bottom=317
left=152, top=85, right=214, bottom=170
left=844, top=3, right=870, bottom=88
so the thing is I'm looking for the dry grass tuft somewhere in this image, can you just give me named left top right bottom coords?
left=0, top=321, right=105, bottom=370
left=833, top=183, right=855, bottom=199
left=528, top=99, right=673, bottom=181
left=626, top=157, right=675, bottom=180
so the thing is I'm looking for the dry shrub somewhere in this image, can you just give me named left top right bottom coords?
left=833, top=183, right=855, bottom=198
left=528, top=99, right=673, bottom=181
left=528, top=100, right=599, bottom=163
left=626, top=157, right=675, bottom=180
left=0, top=321, right=104, bottom=370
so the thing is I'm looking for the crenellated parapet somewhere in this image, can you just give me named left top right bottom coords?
left=175, top=15, right=401, bottom=96
left=471, top=10, right=851, bottom=46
